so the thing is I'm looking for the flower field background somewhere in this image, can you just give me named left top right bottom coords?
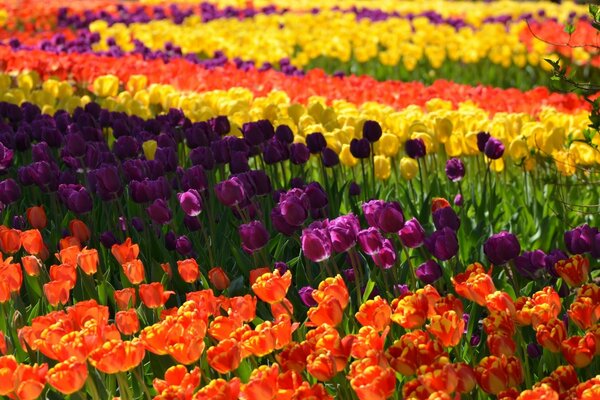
left=0, top=0, right=599, bottom=399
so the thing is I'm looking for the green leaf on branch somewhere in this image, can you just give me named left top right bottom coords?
left=564, top=24, right=575, bottom=35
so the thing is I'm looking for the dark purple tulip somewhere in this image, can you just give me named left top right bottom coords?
left=349, top=138, right=370, bottom=159
left=514, top=250, right=546, bottom=279
left=306, top=132, right=327, bottom=153
left=239, top=220, right=269, bottom=254
left=545, top=249, right=568, bottom=277
left=229, top=151, right=249, bottom=174
left=175, top=235, right=193, bottom=255
left=343, top=268, right=355, bottom=282
left=275, top=125, right=294, bottom=143
left=321, top=147, right=339, bottom=167
left=362, top=200, right=405, bottom=233
left=31, top=142, right=52, bottom=163
left=362, top=120, right=382, bottom=143
left=12, top=215, right=25, bottom=230
left=131, top=217, right=144, bottom=232
left=483, top=232, right=521, bottom=265
left=0, top=142, right=14, bottom=172
left=301, top=222, right=332, bottom=262
left=271, top=206, right=297, bottom=236
left=242, top=121, right=265, bottom=146
left=477, top=131, right=491, bottom=152
left=394, top=284, right=410, bottom=297
left=90, top=166, right=122, bottom=200
left=290, top=143, right=310, bottom=165
left=416, top=260, right=443, bottom=284
left=113, top=136, right=140, bottom=160
left=280, top=195, right=309, bottom=227
left=454, top=194, right=463, bottom=207
left=211, top=139, right=231, bottom=164
left=398, top=218, right=425, bottom=248
left=100, top=231, right=119, bottom=248
left=181, top=165, right=208, bottom=192
left=305, top=182, right=328, bottom=210
left=183, top=215, right=202, bottom=232
left=0, top=178, right=21, bottom=204
left=328, top=214, right=360, bottom=253
left=424, top=228, right=459, bottom=261
left=357, top=227, right=384, bottom=255
left=405, top=138, right=426, bottom=159
left=63, top=133, right=86, bottom=158
left=264, top=139, right=287, bottom=164
left=484, top=137, right=505, bottom=159
left=14, top=128, right=31, bottom=151
left=178, top=189, right=202, bottom=217
left=165, top=231, right=177, bottom=251
left=156, top=147, right=178, bottom=172
left=527, top=343, right=542, bottom=359
left=190, top=147, right=215, bottom=170
left=558, top=282, right=570, bottom=298
left=298, top=286, right=317, bottom=307
left=289, top=177, right=305, bottom=189
left=592, top=233, right=600, bottom=259
left=210, top=116, right=230, bottom=136
left=564, top=224, right=597, bottom=254
left=214, top=177, right=246, bottom=207
left=432, top=207, right=460, bottom=231
left=248, top=170, right=272, bottom=196
left=274, top=262, right=288, bottom=274
left=470, top=335, right=481, bottom=347
left=445, top=158, right=465, bottom=182
left=372, top=239, right=396, bottom=269
left=58, top=184, right=93, bottom=214
left=349, top=182, right=361, bottom=196
left=146, top=199, right=173, bottom=225
left=185, top=122, right=210, bottom=148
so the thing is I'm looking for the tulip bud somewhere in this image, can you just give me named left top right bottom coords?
left=484, top=137, right=505, bottom=160
left=405, top=138, right=426, bottom=159
left=445, top=158, right=465, bottom=182
left=483, top=232, right=521, bottom=265
left=208, top=267, right=230, bottom=291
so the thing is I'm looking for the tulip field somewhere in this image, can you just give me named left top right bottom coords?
left=1, top=0, right=600, bottom=399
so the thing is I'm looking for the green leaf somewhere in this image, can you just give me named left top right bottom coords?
left=564, top=24, right=575, bottom=35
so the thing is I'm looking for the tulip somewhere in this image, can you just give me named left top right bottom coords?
left=349, top=182, right=361, bottom=196
left=561, top=333, right=597, bottom=368
left=175, top=235, right=193, bottom=256
left=477, top=131, right=491, bottom=152
left=416, top=260, right=443, bottom=284
left=445, top=158, right=465, bottom=182
left=372, top=239, right=396, bottom=270
left=321, top=147, right=339, bottom=167
left=114, top=288, right=136, bottom=310
left=177, top=258, right=199, bottom=283
left=362, top=120, right=382, bottom=143
left=362, top=200, right=404, bottom=233
left=289, top=143, right=310, bottom=164
left=398, top=218, right=425, bottom=248
left=299, top=286, right=317, bottom=307
left=301, top=222, right=332, bottom=262
left=328, top=214, right=360, bottom=253
left=425, top=228, right=459, bottom=261
left=177, top=189, right=202, bottom=217
left=0, top=179, right=21, bottom=204
left=555, top=255, right=589, bottom=287
left=564, top=224, right=597, bottom=255
left=349, top=138, right=370, bottom=159
left=207, top=339, right=242, bottom=374
left=25, top=206, right=46, bottom=230
left=146, top=199, right=173, bottom=225
left=275, top=125, right=294, bottom=143
left=116, top=309, right=140, bottom=335
left=0, top=142, right=13, bottom=172
left=405, top=138, right=426, bottom=159
left=214, top=177, right=246, bottom=207
left=484, top=232, right=521, bottom=265
left=357, top=227, right=384, bottom=255
left=400, top=157, right=418, bottom=180
left=139, top=282, right=174, bottom=309
left=208, top=267, right=230, bottom=290
left=43, top=280, right=71, bottom=307
left=454, top=194, right=463, bottom=206
left=239, top=221, right=269, bottom=254
left=306, top=132, right=327, bottom=153
left=89, top=339, right=145, bottom=374
left=514, top=250, right=546, bottom=279
left=432, top=206, right=460, bottom=231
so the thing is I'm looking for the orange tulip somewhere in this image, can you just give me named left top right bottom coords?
left=59, top=236, right=81, bottom=251
left=67, top=299, right=110, bottom=329
left=226, top=295, right=257, bottom=322
left=44, top=280, right=71, bottom=307
left=391, top=292, right=429, bottom=329
left=307, top=350, right=338, bottom=381
left=122, top=259, right=145, bottom=285
left=160, top=262, right=172, bottom=279
left=307, top=297, right=344, bottom=327
left=312, top=275, right=350, bottom=309
left=434, top=294, right=464, bottom=316
left=292, top=382, right=333, bottom=400
left=56, top=245, right=80, bottom=268
left=207, top=338, right=242, bottom=374
left=0, top=281, right=9, bottom=303
left=355, top=296, right=391, bottom=331
left=77, top=247, right=99, bottom=275
left=350, top=364, right=397, bottom=400
left=0, top=355, right=18, bottom=395
left=116, top=309, right=140, bottom=335
left=0, top=261, right=23, bottom=292
left=487, top=331, right=516, bottom=357
left=89, top=339, right=145, bottom=374
left=177, top=258, right=200, bottom=283
left=111, top=238, right=140, bottom=265
left=208, top=267, right=230, bottom=290
left=271, top=298, right=294, bottom=320
left=140, top=321, right=171, bottom=356
left=21, top=255, right=41, bottom=277
left=277, top=342, right=312, bottom=373
left=69, top=219, right=90, bottom=243
left=252, top=269, right=292, bottom=304
left=165, top=313, right=207, bottom=365
left=0, top=333, right=6, bottom=355
left=555, top=255, right=589, bottom=288
left=452, top=263, right=496, bottom=306
left=475, top=355, right=523, bottom=395
left=427, top=310, right=465, bottom=348
left=483, top=311, right=515, bottom=336
left=249, top=267, right=270, bottom=285
left=516, top=384, right=559, bottom=400
left=241, top=328, right=275, bottom=358
left=561, top=333, right=597, bottom=368
left=243, top=364, right=279, bottom=399
left=49, top=263, right=77, bottom=288
left=153, top=365, right=201, bottom=397
left=417, top=358, right=458, bottom=394
left=536, top=318, right=567, bottom=353
left=0, top=227, right=21, bottom=254
left=486, top=291, right=516, bottom=317
left=276, top=370, right=303, bottom=399
left=453, top=362, right=477, bottom=394
left=20, top=229, right=43, bottom=255
left=26, top=206, right=47, bottom=230
left=114, top=288, right=136, bottom=311
left=568, top=296, right=598, bottom=330
left=46, top=357, right=88, bottom=395
left=208, top=315, right=242, bottom=341
left=13, top=363, right=48, bottom=400
left=529, top=287, right=562, bottom=328
left=139, top=282, right=173, bottom=309
left=536, top=365, right=578, bottom=394
left=385, top=330, right=446, bottom=376
left=192, top=378, right=240, bottom=400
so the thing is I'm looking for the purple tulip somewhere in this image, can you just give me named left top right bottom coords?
left=146, top=199, right=173, bottom=225
left=11, top=215, right=25, bottom=230
left=190, top=147, right=216, bottom=170
left=0, top=142, right=14, bottom=172
left=328, top=214, right=360, bottom=253
left=306, top=132, right=327, bottom=153
left=514, top=250, right=546, bottom=279
left=544, top=249, right=568, bottom=277
left=349, top=182, right=361, bottom=196
left=183, top=215, right=202, bottom=231
left=484, top=137, right=505, bottom=159
left=301, top=221, right=332, bottom=262
left=113, top=136, right=140, bottom=160
left=527, top=343, right=542, bottom=359
left=321, top=147, right=339, bottom=167
left=432, top=206, right=460, bottom=231
left=279, top=189, right=309, bottom=226
left=239, top=220, right=269, bottom=254
left=175, top=235, right=193, bottom=255
left=271, top=206, right=297, bottom=236
left=165, top=231, right=177, bottom=251
left=394, top=284, right=410, bottom=297
left=454, top=194, right=463, bottom=207
left=349, top=138, right=370, bottom=159
left=362, top=120, right=382, bottom=143
left=362, top=200, right=405, bottom=233
left=564, top=224, right=598, bottom=254
left=58, top=184, right=93, bottom=214
left=274, top=262, right=288, bottom=274
left=477, top=131, right=491, bottom=152
left=372, top=239, right=396, bottom=269
left=483, top=232, right=521, bottom=265
left=445, top=158, right=465, bottom=182
left=424, top=228, right=459, bottom=261
left=178, top=189, right=203, bottom=217
left=305, top=182, right=328, bottom=210
left=298, top=286, right=317, bottom=307
left=0, top=178, right=21, bottom=204
left=89, top=165, right=122, bottom=200
left=470, top=335, right=481, bottom=347
left=592, top=233, right=600, bottom=259
left=215, top=177, right=246, bottom=207
left=290, top=143, right=310, bottom=165
left=264, top=139, right=287, bottom=164
left=405, top=138, right=426, bottom=159
left=131, top=217, right=144, bottom=232
left=416, top=260, right=443, bottom=284
left=210, top=115, right=230, bottom=136
left=242, top=121, right=266, bottom=146
left=342, top=267, right=356, bottom=282
left=398, top=218, right=425, bottom=248
left=100, top=231, right=119, bottom=248
left=275, top=125, right=294, bottom=144
left=357, top=227, right=385, bottom=255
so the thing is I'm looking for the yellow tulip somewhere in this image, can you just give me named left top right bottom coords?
left=400, top=157, right=418, bottom=180
left=142, top=140, right=158, bottom=161
left=92, top=75, right=120, bottom=98
left=374, top=155, right=391, bottom=180
left=339, top=144, right=358, bottom=167
left=376, top=133, right=399, bottom=157
left=126, top=75, right=148, bottom=94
